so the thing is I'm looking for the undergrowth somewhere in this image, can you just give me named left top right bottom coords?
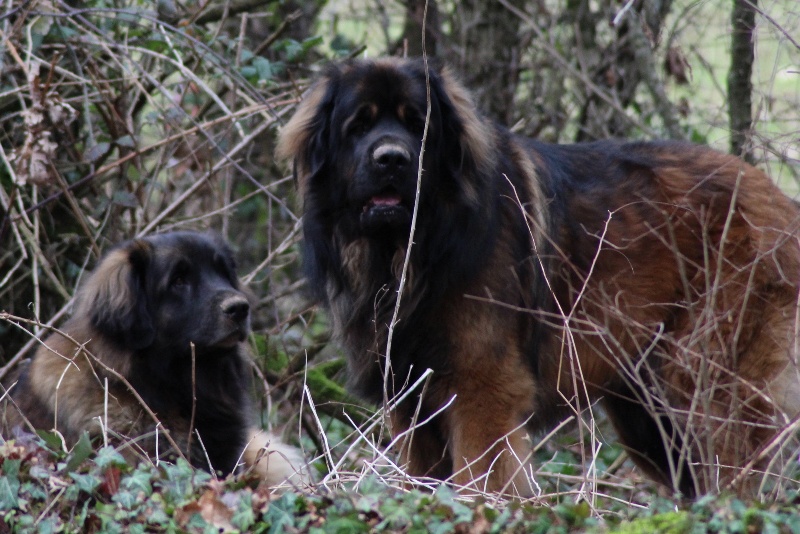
left=2, top=433, right=800, bottom=533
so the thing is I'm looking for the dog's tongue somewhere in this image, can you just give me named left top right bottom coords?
left=370, top=194, right=402, bottom=207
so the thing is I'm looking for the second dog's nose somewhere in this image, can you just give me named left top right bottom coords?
left=222, top=296, right=250, bottom=323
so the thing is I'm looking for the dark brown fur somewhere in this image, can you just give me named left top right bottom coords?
left=1, top=232, right=305, bottom=486
left=277, top=58, right=800, bottom=497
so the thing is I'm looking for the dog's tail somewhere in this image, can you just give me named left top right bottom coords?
left=242, top=428, right=311, bottom=488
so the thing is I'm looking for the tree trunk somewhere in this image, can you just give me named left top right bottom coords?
left=727, top=0, right=757, bottom=163
left=397, top=0, right=440, bottom=57
left=450, top=0, right=526, bottom=124
left=575, top=0, right=676, bottom=141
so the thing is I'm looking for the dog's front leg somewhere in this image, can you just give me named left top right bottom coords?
left=445, top=370, right=536, bottom=497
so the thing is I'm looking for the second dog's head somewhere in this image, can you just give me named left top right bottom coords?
left=75, top=231, right=250, bottom=355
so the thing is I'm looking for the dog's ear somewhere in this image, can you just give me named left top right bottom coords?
left=430, top=66, right=498, bottom=204
left=275, top=69, right=339, bottom=198
left=76, top=239, right=155, bottom=350
left=416, top=64, right=502, bottom=291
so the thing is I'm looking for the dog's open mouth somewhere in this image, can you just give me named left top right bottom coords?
left=360, top=191, right=411, bottom=233
left=363, top=192, right=403, bottom=212
left=211, top=328, right=248, bottom=349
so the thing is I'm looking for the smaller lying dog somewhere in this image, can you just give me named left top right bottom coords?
left=1, top=231, right=306, bottom=486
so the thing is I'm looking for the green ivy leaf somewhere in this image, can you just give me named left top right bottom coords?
left=69, top=472, right=101, bottom=494
left=232, top=492, right=256, bottom=530
left=301, top=36, right=324, bottom=53
left=94, top=446, right=127, bottom=469
left=240, top=49, right=254, bottom=63
left=0, top=459, right=22, bottom=511
left=84, top=142, right=111, bottom=163
left=65, top=431, right=93, bottom=472
left=240, top=65, right=257, bottom=81
left=112, top=190, right=139, bottom=208
left=144, top=38, right=168, bottom=53
left=115, top=135, right=136, bottom=148
left=122, top=467, right=153, bottom=497
left=36, top=429, right=65, bottom=452
left=252, top=57, right=274, bottom=83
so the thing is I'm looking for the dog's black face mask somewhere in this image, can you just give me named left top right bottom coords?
left=88, top=232, right=250, bottom=354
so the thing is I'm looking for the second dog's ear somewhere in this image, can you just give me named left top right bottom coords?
left=76, top=239, right=156, bottom=351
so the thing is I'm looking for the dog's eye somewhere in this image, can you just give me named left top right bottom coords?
left=344, top=106, right=374, bottom=138
left=347, top=120, right=368, bottom=138
left=169, top=263, right=191, bottom=290
left=406, top=112, right=427, bottom=132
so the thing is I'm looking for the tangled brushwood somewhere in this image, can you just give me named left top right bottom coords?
left=277, top=57, right=800, bottom=498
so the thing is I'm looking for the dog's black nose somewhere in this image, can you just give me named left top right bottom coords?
left=372, top=144, right=410, bottom=172
left=222, top=297, right=250, bottom=323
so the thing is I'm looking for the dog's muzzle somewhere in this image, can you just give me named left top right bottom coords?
left=215, top=294, right=251, bottom=346
left=358, top=141, right=414, bottom=235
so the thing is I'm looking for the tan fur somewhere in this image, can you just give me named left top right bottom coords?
left=439, top=66, right=499, bottom=181
left=508, top=139, right=547, bottom=248
left=275, top=82, right=328, bottom=197
left=28, top=322, right=140, bottom=442
left=243, top=429, right=310, bottom=486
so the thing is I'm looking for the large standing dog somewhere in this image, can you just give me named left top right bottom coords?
left=1, top=231, right=306, bottom=486
left=277, top=58, right=800, bottom=497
